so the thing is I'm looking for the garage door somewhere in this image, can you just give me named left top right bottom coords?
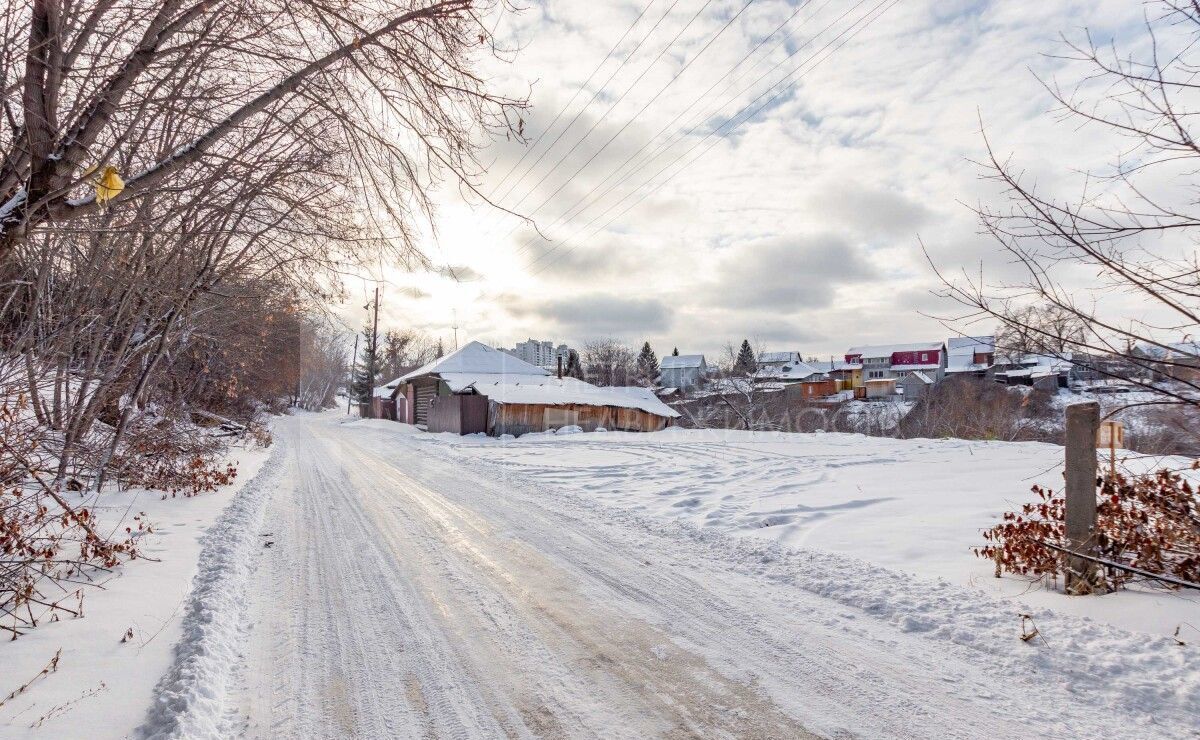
left=415, top=382, right=437, bottom=426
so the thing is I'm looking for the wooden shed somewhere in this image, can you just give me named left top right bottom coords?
left=785, top=378, right=838, bottom=402
left=490, top=401, right=673, bottom=437
left=427, top=394, right=489, bottom=435
left=864, top=378, right=897, bottom=398
left=396, top=341, right=680, bottom=436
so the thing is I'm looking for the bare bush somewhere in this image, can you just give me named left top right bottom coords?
left=978, top=465, right=1200, bottom=592
left=899, top=376, right=1054, bottom=442
left=1, top=391, right=139, bottom=639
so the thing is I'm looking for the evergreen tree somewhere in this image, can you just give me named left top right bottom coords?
left=564, top=349, right=585, bottom=380
left=636, top=342, right=659, bottom=385
left=735, top=339, right=756, bottom=375
left=351, top=322, right=381, bottom=402
left=672, top=347, right=679, bottom=356
left=435, top=338, right=445, bottom=358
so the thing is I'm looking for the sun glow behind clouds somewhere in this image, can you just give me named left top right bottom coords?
left=344, top=0, right=1150, bottom=358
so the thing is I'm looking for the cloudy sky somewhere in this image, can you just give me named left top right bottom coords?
left=340, top=0, right=1153, bottom=360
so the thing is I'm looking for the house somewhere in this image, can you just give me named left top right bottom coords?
left=1133, top=340, right=1200, bottom=383
left=391, top=341, right=550, bottom=426
left=846, top=342, right=946, bottom=382
left=754, top=352, right=824, bottom=383
left=393, top=341, right=679, bottom=435
left=659, top=354, right=707, bottom=390
left=945, top=336, right=995, bottom=376
left=898, top=370, right=934, bottom=400
left=992, top=354, right=1076, bottom=388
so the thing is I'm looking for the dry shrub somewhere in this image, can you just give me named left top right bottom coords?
left=108, top=417, right=238, bottom=497
left=1, top=395, right=139, bottom=638
left=977, top=463, right=1200, bottom=591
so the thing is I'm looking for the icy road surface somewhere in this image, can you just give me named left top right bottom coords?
left=144, top=413, right=1196, bottom=739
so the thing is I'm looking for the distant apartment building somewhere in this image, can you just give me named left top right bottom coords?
left=503, top=338, right=573, bottom=369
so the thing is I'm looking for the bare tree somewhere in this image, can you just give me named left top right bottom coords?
left=582, top=338, right=636, bottom=387
left=994, top=304, right=1090, bottom=363
left=0, top=0, right=527, bottom=262
left=929, top=2, right=1200, bottom=410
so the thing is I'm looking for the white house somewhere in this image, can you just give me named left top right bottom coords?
left=946, top=336, right=996, bottom=376
left=659, top=354, right=707, bottom=390
left=755, top=351, right=824, bottom=383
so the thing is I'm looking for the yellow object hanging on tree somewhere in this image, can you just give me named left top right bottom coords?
left=94, top=165, right=124, bottom=205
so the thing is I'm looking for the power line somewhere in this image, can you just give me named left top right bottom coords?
left=514, top=0, right=870, bottom=268
left=527, top=0, right=901, bottom=278
left=484, top=0, right=661, bottom=200
left=491, top=0, right=685, bottom=209
left=504, top=0, right=759, bottom=243
left=499, top=0, right=719, bottom=217
left=512, top=0, right=835, bottom=259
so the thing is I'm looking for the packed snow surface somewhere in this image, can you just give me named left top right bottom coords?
left=8, top=413, right=1197, bottom=738
left=235, top=416, right=1199, bottom=737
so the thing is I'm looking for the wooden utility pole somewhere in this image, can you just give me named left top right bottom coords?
left=347, top=333, right=359, bottom=415
left=1064, top=401, right=1100, bottom=594
left=367, top=285, right=380, bottom=395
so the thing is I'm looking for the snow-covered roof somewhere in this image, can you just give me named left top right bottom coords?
left=946, top=335, right=996, bottom=373
left=437, top=373, right=680, bottom=418
left=660, top=354, right=705, bottom=369
left=809, top=359, right=862, bottom=372
left=400, top=341, right=550, bottom=382
left=754, top=361, right=823, bottom=381
left=947, top=335, right=995, bottom=352
left=891, top=363, right=941, bottom=371
left=758, top=351, right=801, bottom=364
left=846, top=342, right=942, bottom=357
left=904, top=371, right=934, bottom=384
left=1136, top=341, right=1200, bottom=361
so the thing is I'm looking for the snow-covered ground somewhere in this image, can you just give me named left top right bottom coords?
left=439, top=426, right=1200, bottom=639
left=0, top=441, right=271, bottom=739
left=228, top=415, right=1200, bottom=736
left=6, top=411, right=1197, bottom=738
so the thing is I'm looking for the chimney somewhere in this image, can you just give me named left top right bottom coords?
left=557, top=355, right=563, bottom=379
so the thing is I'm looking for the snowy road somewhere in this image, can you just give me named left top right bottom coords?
left=153, top=413, right=1194, bottom=739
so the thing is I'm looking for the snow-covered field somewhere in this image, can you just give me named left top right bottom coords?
left=4, top=411, right=1197, bottom=738
left=441, top=426, right=1200, bottom=639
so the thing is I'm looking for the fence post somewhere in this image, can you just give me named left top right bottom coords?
left=1064, top=401, right=1100, bottom=594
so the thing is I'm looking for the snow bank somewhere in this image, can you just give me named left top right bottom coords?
left=137, top=445, right=285, bottom=739
left=0, top=444, right=271, bottom=739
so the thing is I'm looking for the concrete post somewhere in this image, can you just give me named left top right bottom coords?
left=1065, top=401, right=1100, bottom=594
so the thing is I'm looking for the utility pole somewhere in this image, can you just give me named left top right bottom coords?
left=347, top=333, right=359, bottom=415
left=367, top=285, right=380, bottom=394
left=452, top=308, right=459, bottom=350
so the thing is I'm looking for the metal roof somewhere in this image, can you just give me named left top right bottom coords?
left=660, top=354, right=705, bottom=369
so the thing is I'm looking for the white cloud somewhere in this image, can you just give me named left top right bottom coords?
left=351, top=0, right=1160, bottom=358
